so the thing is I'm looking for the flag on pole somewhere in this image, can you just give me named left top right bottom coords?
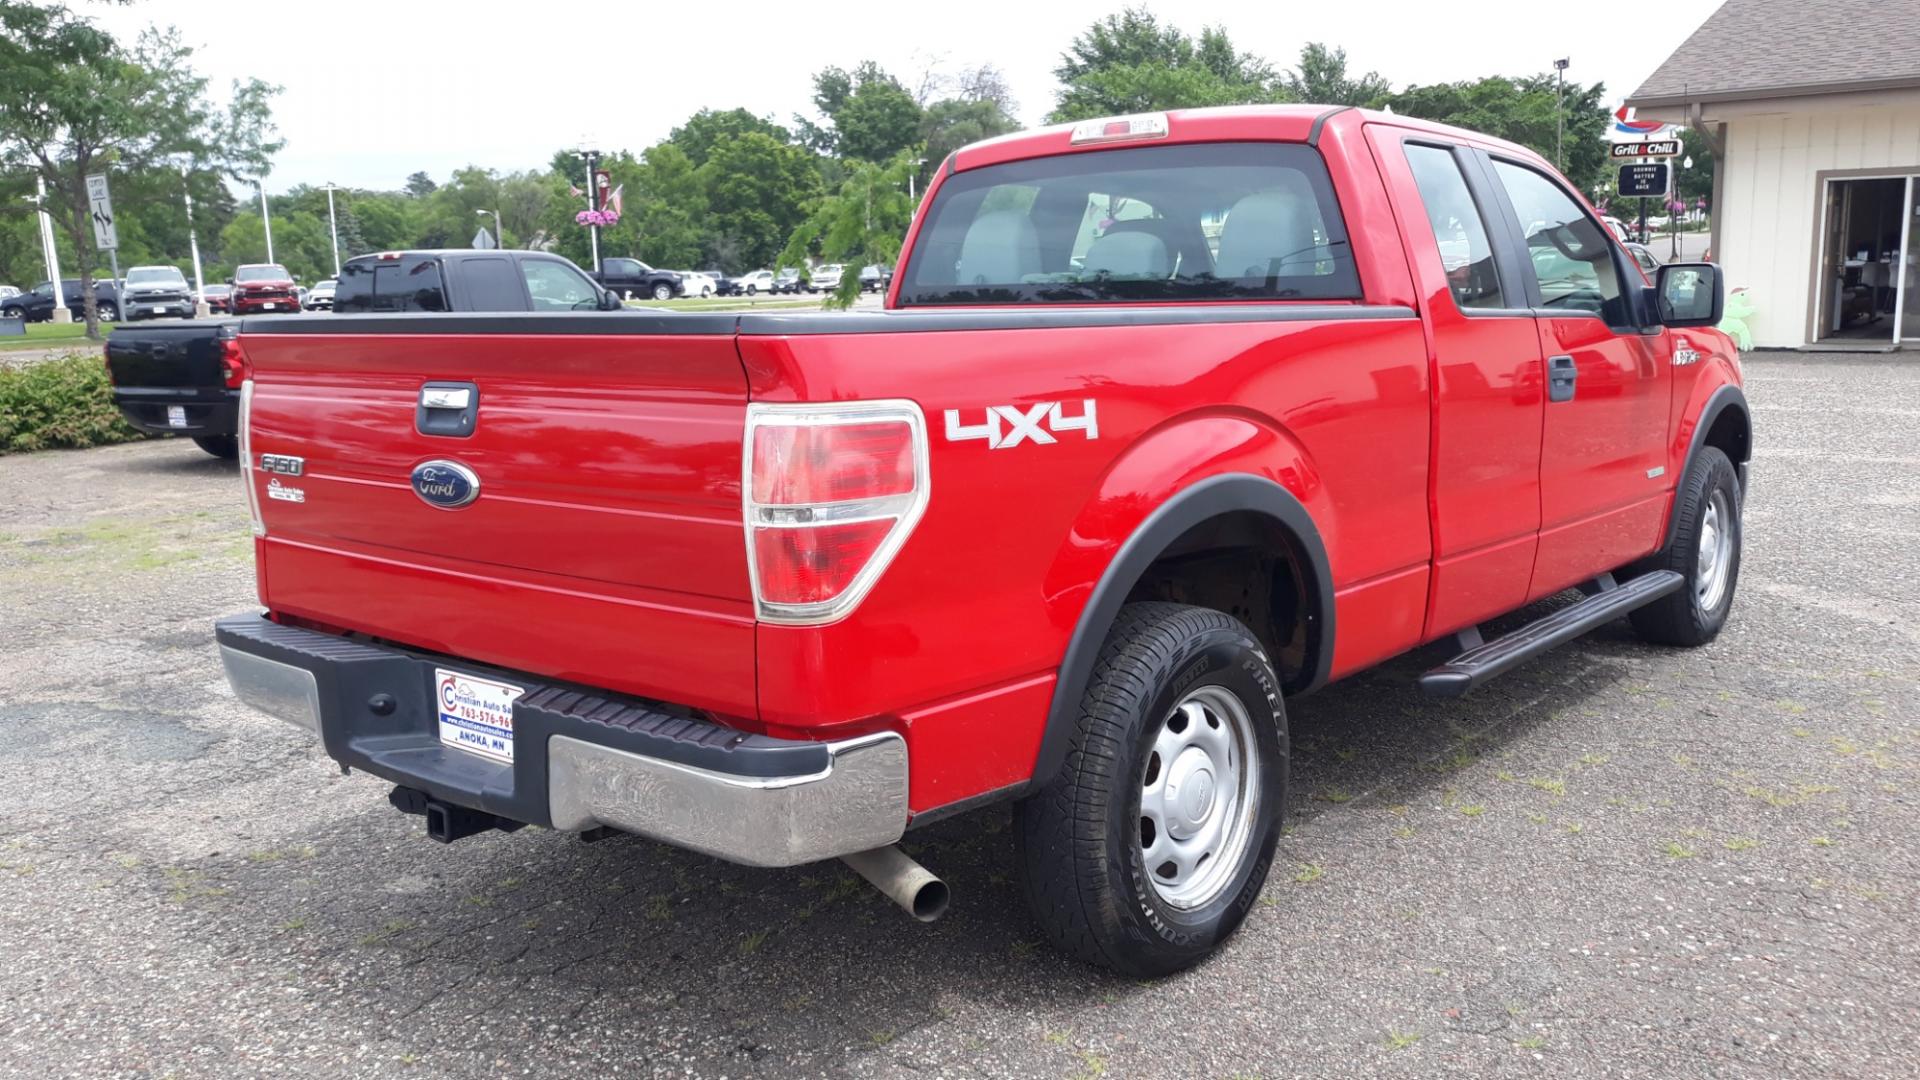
left=568, top=183, right=583, bottom=198
left=607, top=184, right=624, bottom=216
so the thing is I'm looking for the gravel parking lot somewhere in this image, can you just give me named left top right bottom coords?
left=0, top=352, right=1915, bottom=1079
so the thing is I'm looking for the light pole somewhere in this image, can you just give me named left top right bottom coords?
left=182, top=169, right=208, bottom=316
left=256, top=179, right=275, bottom=264
left=475, top=207, right=504, bottom=249
left=1553, top=58, right=1570, bottom=171
left=324, top=182, right=342, bottom=276
left=576, top=142, right=600, bottom=273
left=25, top=177, right=69, bottom=323
left=908, top=156, right=928, bottom=202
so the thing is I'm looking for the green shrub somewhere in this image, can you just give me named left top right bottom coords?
left=0, top=352, right=148, bottom=454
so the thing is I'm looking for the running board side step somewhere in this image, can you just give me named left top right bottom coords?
left=1418, top=570, right=1685, bottom=698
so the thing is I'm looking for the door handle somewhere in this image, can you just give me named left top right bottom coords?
left=1547, top=354, right=1577, bottom=403
left=416, top=381, right=479, bottom=437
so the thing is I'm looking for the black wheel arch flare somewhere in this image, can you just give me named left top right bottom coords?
left=1030, top=473, right=1335, bottom=788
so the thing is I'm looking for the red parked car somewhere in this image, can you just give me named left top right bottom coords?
left=227, top=264, right=299, bottom=314
left=215, top=105, right=1749, bottom=975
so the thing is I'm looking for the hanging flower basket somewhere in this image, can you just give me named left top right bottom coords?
left=576, top=209, right=620, bottom=227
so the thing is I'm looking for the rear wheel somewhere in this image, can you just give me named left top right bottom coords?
left=1631, top=446, right=1741, bottom=645
left=192, top=435, right=239, bottom=460
left=1017, top=602, right=1285, bottom=976
left=97, top=302, right=118, bottom=321
left=651, top=282, right=674, bottom=301
left=745, top=284, right=758, bottom=296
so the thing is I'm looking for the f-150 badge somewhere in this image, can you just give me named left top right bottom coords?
left=944, top=400, right=1098, bottom=450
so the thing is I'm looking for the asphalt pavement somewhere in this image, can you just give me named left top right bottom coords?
left=0, top=352, right=1914, bottom=1078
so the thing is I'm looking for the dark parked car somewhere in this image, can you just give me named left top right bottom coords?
left=334, top=250, right=622, bottom=313
left=591, top=257, right=681, bottom=302
left=201, top=284, right=233, bottom=314
left=702, top=269, right=737, bottom=296
left=858, top=264, right=893, bottom=293
left=0, top=278, right=121, bottom=322
left=123, top=265, right=196, bottom=321
left=106, top=250, right=622, bottom=460
left=773, top=267, right=805, bottom=294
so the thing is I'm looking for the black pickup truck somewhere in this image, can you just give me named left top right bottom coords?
left=106, top=250, right=623, bottom=457
left=590, top=257, right=681, bottom=301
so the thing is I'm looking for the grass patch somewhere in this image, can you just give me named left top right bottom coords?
left=1723, top=837, right=1759, bottom=851
left=0, top=321, right=92, bottom=353
left=1458, top=804, right=1487, bottom=818
left=1383, top=1030, right=1422, bottom=1051
left=1660, top=841, right=1696, bottom=859
left=1294, top=863, right=1325, bottom=883
left=0, top=352, right=146, bottom=453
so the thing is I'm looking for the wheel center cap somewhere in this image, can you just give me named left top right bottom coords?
left=1164, top=747, right=1219, bottom=837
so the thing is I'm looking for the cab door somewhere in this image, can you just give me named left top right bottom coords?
left=1367, top=128, right=1547, bottom=639
left=1481, top=157, right=1672, bottom=600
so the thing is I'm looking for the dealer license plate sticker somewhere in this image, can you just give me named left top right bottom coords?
left=435, top=668, right=524, bottom=765
left=262, top=302, right=276, bottom=310
left=166, top=405, right=187, bottom=428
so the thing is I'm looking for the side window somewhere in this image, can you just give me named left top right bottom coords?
left=1491, top=160, right=1626, bottom=324
left=521, top=259, right=598, bottom=310
left=457, top=257, right=526, bottom=311
left=605, top=258, right=637, bottom=277
left=1403, top=144, right=1505, bottom=310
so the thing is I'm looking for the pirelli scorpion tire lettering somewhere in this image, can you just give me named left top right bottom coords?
left=1017, top=602, right=1287, bottom=976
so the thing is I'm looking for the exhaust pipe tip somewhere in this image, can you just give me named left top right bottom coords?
left=908, top=876, right=950, bottom=923
left=842, top=845, right=949, bottom=923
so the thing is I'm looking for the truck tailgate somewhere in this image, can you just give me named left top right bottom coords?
left=239, top=315, right=757, bottom=717
left=105, top=320, right=235, bottom=388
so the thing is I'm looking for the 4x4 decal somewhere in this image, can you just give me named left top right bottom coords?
left=944, top=400, right=1099, bottom=449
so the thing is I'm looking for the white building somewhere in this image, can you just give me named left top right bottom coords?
left=1629, top=0, right=1920, bottom=348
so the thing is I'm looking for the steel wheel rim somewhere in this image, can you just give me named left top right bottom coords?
left=1696, top=489, right=1734, bottom=611
left=1139, top=684, right=1261, bottom=910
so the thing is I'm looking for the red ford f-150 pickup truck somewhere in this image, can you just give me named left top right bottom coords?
left=215, top=106, right=1749, bottom=975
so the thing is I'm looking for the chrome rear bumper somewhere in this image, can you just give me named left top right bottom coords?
left=215, top=614, right=909, bottom=867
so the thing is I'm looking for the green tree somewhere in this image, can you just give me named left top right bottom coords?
left=0, top=1, right=280, bottom=335
left=699, top=132, right=821, bottom=271
left=920, top=97, right=1018, bottom=175
left=800, top=62, right=924, bottom=164
left=1285, top=43, right=1389, bottom=107
left=1050, top=9, right=1283, bottom=122
left=1388, top=74, right=1612, bottom=193
left=667, top=108, right=794, bottom=167
left=779, top=151, right=918, bottom=308
left=404, top=170, right=436, bottom=197
left=629, top=143, right=707, bottom=268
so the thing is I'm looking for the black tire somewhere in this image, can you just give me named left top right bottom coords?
left=1630, top=446, right=1741, bottom=646
left=1017, top=602, right=1286, bottom=977
left=745, top=284, right=757, bottom=296
left=651, top=282, right=674, bottom=301
left=192, top=435, right=239, bottom=459
left=97, top=303, right=117, bottom=321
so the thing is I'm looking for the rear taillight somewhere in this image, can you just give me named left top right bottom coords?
left=744, top=401, right=928, bottom=623
left=220, top=334, right=249, bottom=389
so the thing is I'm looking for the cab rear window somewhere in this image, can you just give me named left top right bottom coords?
left=334, top=257, right=447, bottom=313
left=897, top=142, right=1359, bottom=306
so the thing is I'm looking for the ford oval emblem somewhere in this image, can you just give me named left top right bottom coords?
left=410, top=460, right=480, bottom=509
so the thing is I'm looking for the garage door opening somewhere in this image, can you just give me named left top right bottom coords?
left=1816, top=176, right=1918, bottom=344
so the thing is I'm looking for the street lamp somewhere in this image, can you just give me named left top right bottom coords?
left=475, top=207, right=504, bottom=249
left=22, top=179, right=68, bottom=322
left=908, top=156, right=928, bottom=202
left=323, top=182, right=342, bottom=276
left=575, top=140, right=601, bottom=273
left=1553, top=58, right=1570, bottom=170
left=182, top=168, right=208, bottom=315
left=256, top=178, right=275, bottom=264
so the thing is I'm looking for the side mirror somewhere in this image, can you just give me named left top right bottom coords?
left=599, top=288, right=623, bottom=311
left=1652, top=262, right=1723, bottom=328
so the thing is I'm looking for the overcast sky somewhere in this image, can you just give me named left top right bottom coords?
left=90, top=0, right=1726, bottom=194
